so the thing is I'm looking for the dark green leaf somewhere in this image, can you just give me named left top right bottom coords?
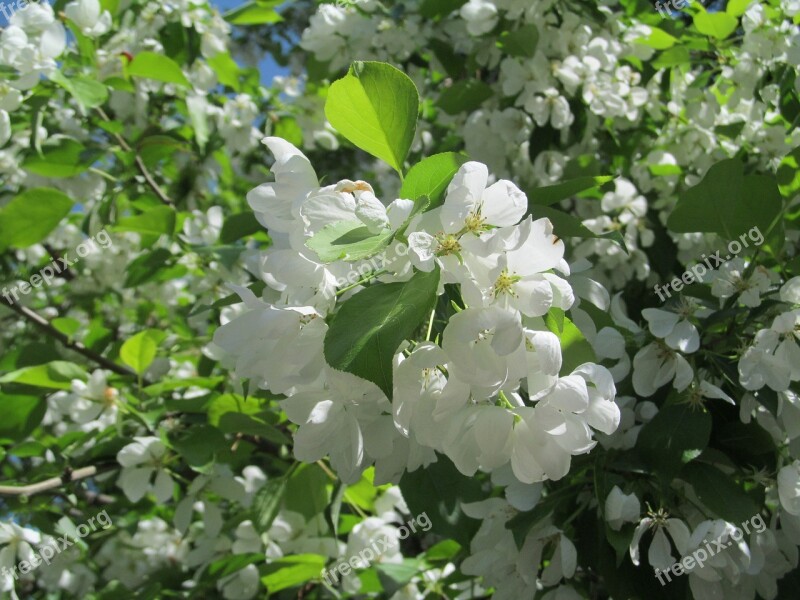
left=324, top=268, right=440, bottom=398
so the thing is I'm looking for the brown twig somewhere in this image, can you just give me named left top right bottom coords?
left=96, top=108, right=173, bottom=206
left=0, top=296, right=137, bottom=378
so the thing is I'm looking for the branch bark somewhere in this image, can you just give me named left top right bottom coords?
left=96, top=108, right=173, bottom=206
left=0, top=296, right=137, bottom=378
left=0, top=466, right=113, bottom=497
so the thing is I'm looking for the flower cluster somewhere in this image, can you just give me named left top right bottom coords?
left=213, top=137, right=619, bottom=488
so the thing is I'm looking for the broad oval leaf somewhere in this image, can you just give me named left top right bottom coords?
left=399, top=152, right=469, bottom=209
left=325, top=61, right=419, bottom=174
left=127, top=51, right=191, bottom=88
left=306, top=220, right=394, bottom=263
left=324, top=268, right=440, bottom=398
left=120, top=329, right=165, bottom=375
left=694, top=11, right=738, bottom=40
left=0, top=188, right=74, bottom=251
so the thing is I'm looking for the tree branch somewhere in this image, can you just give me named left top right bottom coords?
left=0, top=466, right=113, bottom=497
left=96, top=108, right=173, bottom=206
left=0, top=296, right=138, bottom=378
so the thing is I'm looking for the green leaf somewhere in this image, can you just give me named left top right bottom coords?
left=325, top=61, right=419, bottom=174
left=637, top=403, right=712, bottom=480
left=220, top=212, right=263, bottom=244
left=324, top=268, right=440, bottom=398
left=727, top=0, right=751, bottom=16
left=224, top=1, right=284, bottom=25
left=777, top=146, right=800, bottom=199
left=23, top=139, right=95, bottom=178
left=114, top=206, right=176, bottom=237
left=306, top=220, right=394, bottom=263
left=206, top=52, right=242, bottom=91
left=187, top=95, right=210, bottom=150
left=637, top=27, right=677, bottom=50
left=419, top=0, right=468, bottom=18
left=50, top=71, right=108, bottom=109
left=652, top=46, right=691, bottom=69
left=497, top=25, right=539, bottom=58
left=547, top=316, right=595, bottom=375
left=126, top=51, right=190, bottom=88
left=526, top=205, right=628, bottom=252
left=124, top=248, right=173, bottom=288
left=0, top=361, right=87, bottom=390
left=376, top=560, right=426, bottom=596
left=399, top=152, right=469, bottom=209
left=527, top=176, right=614, bottom=207
left=137, top=135, right=187, bottom=166
left=666, top=159, right=782, bottom=245
left=285, top=464, right=329, bottom=520
left=261, top=554, right=326, bottom=593
left=144, top=376, right=224, bottom=396
left=436, top=80, right=493, bottom=115
left=253, top=476, right=289, bottom=533
left=51, top=318, right=81, bottom=339
left=399, top=455, right=482, bottom=545
left=0, top=188, right=73, bottom=251
left=694, top=11, right=738, bottom=39
left=120, top=329, right=165, bottom=375
left=171, top=424, right=228, bottom=467
left=680, top=463, right=759, bottom=523
left=0, top=395, right=46, bottom=441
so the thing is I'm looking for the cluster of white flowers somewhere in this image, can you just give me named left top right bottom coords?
left=213, top=137, right=619, bottom=488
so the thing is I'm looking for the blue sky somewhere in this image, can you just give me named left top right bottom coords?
left=212, top=0, right=290, bottom=84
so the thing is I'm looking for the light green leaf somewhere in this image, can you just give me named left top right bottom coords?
left=23, top=139, right=96, bottom=178
left=497, top=25, right=539, bottom=58
left=436, top=80, right=493, bottom=115
left=0, top=362, right=87, bottom=390
left=547, top=316, right=595, bottom=375
left=325, top=61, right=419, bottom=174
left=113, top=206, right=176, bottom=237
left=527, top=176, right=614, bottom=207
left=0, top=188, right=73, bottom=251
left=324, top=268, right=440, bottom=399
left=727, top=0, right=752, bottom=16
left=399, top=152, right=469, bottom=209
left=261, top=554, right=326, bottom=593
left=120, top=329, right=165, bottom=375
left=50, top=71, right=108, bottom=109
left=652, top=46, right=691, bottom=69
left=636, top=27, right=677, bottom=50
left=52, top=318, right=81, bottom=339
left=694, top=11, right=738, bottom=39
left=206, top=52, right=242, bottom=91
left=777, top=146, right=800, bottom=199
left=127, top=51, right=190, bottom=88
left=306, top=220, right=394, bottom=263
left=224, top=0, right=284, bottom=25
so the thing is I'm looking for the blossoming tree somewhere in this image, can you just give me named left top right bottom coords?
left=0, top=0, right=799, bottom=598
